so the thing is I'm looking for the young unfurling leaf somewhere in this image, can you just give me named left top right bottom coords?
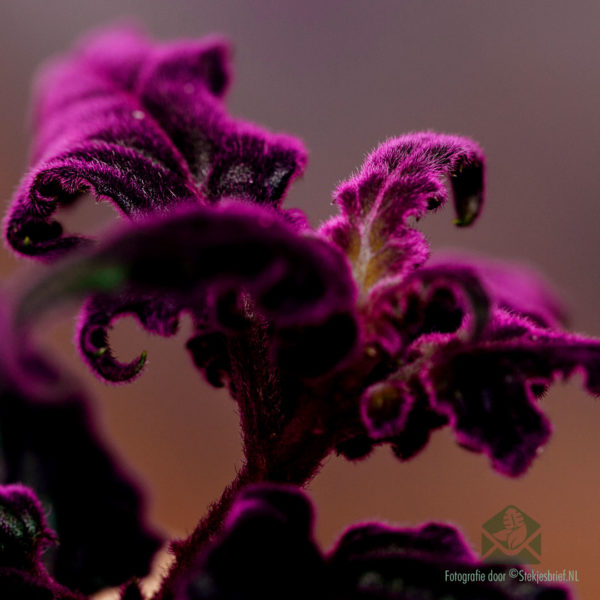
left=320, top=133, right=485, bottom=296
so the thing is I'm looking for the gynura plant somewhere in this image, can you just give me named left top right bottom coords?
left=1, top=25, right=595, bottom=599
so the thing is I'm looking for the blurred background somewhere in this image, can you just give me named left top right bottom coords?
left=1, top=1, right=599, bottom=598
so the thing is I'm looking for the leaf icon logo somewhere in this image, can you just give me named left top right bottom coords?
left=493, top=508, right=527, bottom=549
left=482, top=505, right=541, bottom=563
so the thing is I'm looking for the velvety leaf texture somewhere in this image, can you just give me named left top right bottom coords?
left=174, top=484, right=325, bottom=600
left=5, top=26, right=307, bottom=259
left=0, top=327, right=162, bottom=594
left=4, top=20, right=600, bottom=600
left=430, top=254, right=568, bottom=329
left=77, top=292, right=180, bottom=382
left=428, top=309, right=600, bottom=476
left=16, top=202, right=357, bottom=382
left=320, top=133, right=485, bottom=296
left=174, top=484, right=570, bottom=600
left=351, top=251, right=600, bottom=476
left=0, top=484, right=56, bottom=569
left=387, top=375, right=449, bottom=461
left=0, top=484, right=84, bottom=599
left=364, top=262, right=492, bottom=358
left=330, top=521, right=475, bottom=564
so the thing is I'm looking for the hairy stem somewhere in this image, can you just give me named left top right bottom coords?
left=151, top=463, right=253, bottom=600
left=151, top=424, right=331, bottom=600
left=151, top=318, right=371, bottom=599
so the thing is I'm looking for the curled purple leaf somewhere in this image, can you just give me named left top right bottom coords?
left=136, top=38, right=307, bottom=204
left=78, top=293, right=180, bottom=382
left=0, top=312, right=162, bottom=593
left=366, top=263, right=492, bottom=358
left=361, top=299, right=600, bottom=475
left=431, top=253, right=568, bottom=328
left=31, top=398, right=161, bottom=592
left=387, top=375, right=448, bottom=461
left=6, top=28, right=196, bottom=259
left=185, top=331, right=231, bottom=388
left=5, top=26, right=306, bottom=259
left=360, top=379, right=413, bottom=440
left=428, top=310, right=600, bottom=476
left=320, top=132, right=485, bottom=292
left=17, top=203, right=357, bottom=382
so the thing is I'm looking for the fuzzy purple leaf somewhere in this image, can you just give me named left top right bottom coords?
left=0, top=484, right=84, bottom=600
left=350, top=251, right=597, bottom=476
left=430, top=254, right=567, bottom=329
left=0, top=484, right=57, bottom=569
left=387, top=375, right=449, bottom=461
left=360, top=379, right=414, bottom=440
left=16, top=203, right=357, bottom=382
left=359, top=305, right=600, bottom=476
left=320, top=133, right=485, bottom=294
left=0, top=323, right=162, bottom=593
left=330, top=521, right=475, bottom=565
left=175, top=484, right=325, bottom=600
left=77, top=293, right=180, bottom=382
left=5, top=26, right=306, bottom=259
left=174, top=483, right=570, bottom=600
left=428, top=310, right=600, bottom=476
left=136, top=37, right=306, bottom=204
left=18, top=396, right=161, bottom=593
left=365, top=262, right=492, bottom=358
left=328, top=517, right=570, bottom=599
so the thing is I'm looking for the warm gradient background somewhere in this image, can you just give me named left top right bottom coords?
left=1, top=1, right=599, bottom=598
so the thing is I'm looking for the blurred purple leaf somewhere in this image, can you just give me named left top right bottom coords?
left=0, top=326, right=162, bottom=593
left=0, top=484, right=84, bottom=599
left=172, top=483, right=570, bottom=600
left=5, top=26, right=306, bottom=259
left=16, top=203, right=357, bottom=382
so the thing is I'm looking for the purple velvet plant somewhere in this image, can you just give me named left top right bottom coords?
left=1, top=25, right=597, bottom=599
